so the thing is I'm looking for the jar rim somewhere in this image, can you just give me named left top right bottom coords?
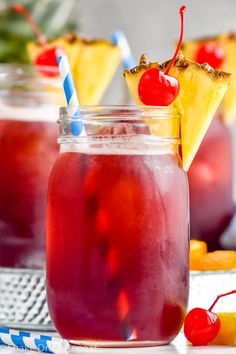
left=58, top=105, right=180, bottom=142
left=0, top=63, right=62, bottom=89
left=59, top=105, right=179, bottom=120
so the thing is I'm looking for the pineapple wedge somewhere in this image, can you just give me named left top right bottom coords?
left=209, top=312, right=236, bottom=345
left=27, top=33, right=121, bottom=105
left=73, top=38, right=121, bottom=105
left=124, top=54, right=230, bottom=171
left=182, top=35, right=236, bottom=123
left=27, top=33, right=82, bottom=74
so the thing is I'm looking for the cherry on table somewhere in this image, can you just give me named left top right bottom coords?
left=196, top=42, right=225, bottom=70
left=184, top=289, right=236, bottom=346
left=184, top=307, right=220, bottom=346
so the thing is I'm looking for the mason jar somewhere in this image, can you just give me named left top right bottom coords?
left=0, top=64, right=64, bottom=269
left=188, top=112, right=234, bottom=250
left=47, top=105, right=189, bottom=347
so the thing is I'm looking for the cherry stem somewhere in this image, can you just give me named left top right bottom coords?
left=165, top=5, right=186, bottom=75
left=11, top=3, right=48, bottom=47
left=208, top=290, right=236, bottom=312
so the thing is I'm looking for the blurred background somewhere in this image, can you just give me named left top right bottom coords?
left=78, top=0, right=236, bottom=103
left=0, top=0, right=77, bottom=63
left=1, top=0, right=236, bottom=240
left=2, top=0, right=236, bottom=60
left=79, top=0, right=236, bottom=62
left=2, top=0, right=236, bottom=102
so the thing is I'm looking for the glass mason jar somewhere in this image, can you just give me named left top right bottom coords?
left=188, top=112, right=234, bottom=251
left=0, top=64, right=64, bottom=269
left=47, top=106, right=189, bottom=347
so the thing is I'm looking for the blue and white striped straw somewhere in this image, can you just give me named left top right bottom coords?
left=0, top=327, right=69, bottom=353
left=56, top=50, right=79, bottom=107
left=111, top=30, right=135, bottom=69
left=56, top=49, right=84, bottom=136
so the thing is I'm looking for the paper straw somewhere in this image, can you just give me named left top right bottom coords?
left=0, top=327, right=69, bottom=353
left=56, top=51, right=79, bottom=107
left=0, top=327, right=63, bottom=342
left=111, top=30, right=135, bottom=69
left=56, top=50, right=84, bottom=136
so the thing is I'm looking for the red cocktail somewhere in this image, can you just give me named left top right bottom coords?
left=47, top=106, right=189, bottom=346
left=0, top=64, right=62, bottom=268
left=0, top=120, right=58, bottom=268
left=188, top=113, right=234, bottom=250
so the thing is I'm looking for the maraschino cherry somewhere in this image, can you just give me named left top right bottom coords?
left=196, top=42, right=225, bottom=70
left=12, top=3, right=59, bottom=77
left=138, top=5, right=186, bottom=106
left=184, top=289, right=236, bottom=346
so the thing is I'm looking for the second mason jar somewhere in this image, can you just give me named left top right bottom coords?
left=46, top=106, right=189, bottom=347
left=0, top=64, right=63, bottom=269
left=188, top=112, right=234, bottom=250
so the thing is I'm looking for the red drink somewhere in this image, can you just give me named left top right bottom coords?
left=0, top=120, right=58, bottom=268
left=188, top=114, right=234, bottom=250
left=0, top=64, right=62, bottom=268
left=47, top=107, right=189, bottom=346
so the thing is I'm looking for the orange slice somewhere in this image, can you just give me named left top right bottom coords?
left=190, top=250, right=236, bottom=271
left=190, top=240, right=207, bottom=261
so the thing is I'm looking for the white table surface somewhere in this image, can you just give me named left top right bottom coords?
left=0, top=332, right=235, bottom=354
